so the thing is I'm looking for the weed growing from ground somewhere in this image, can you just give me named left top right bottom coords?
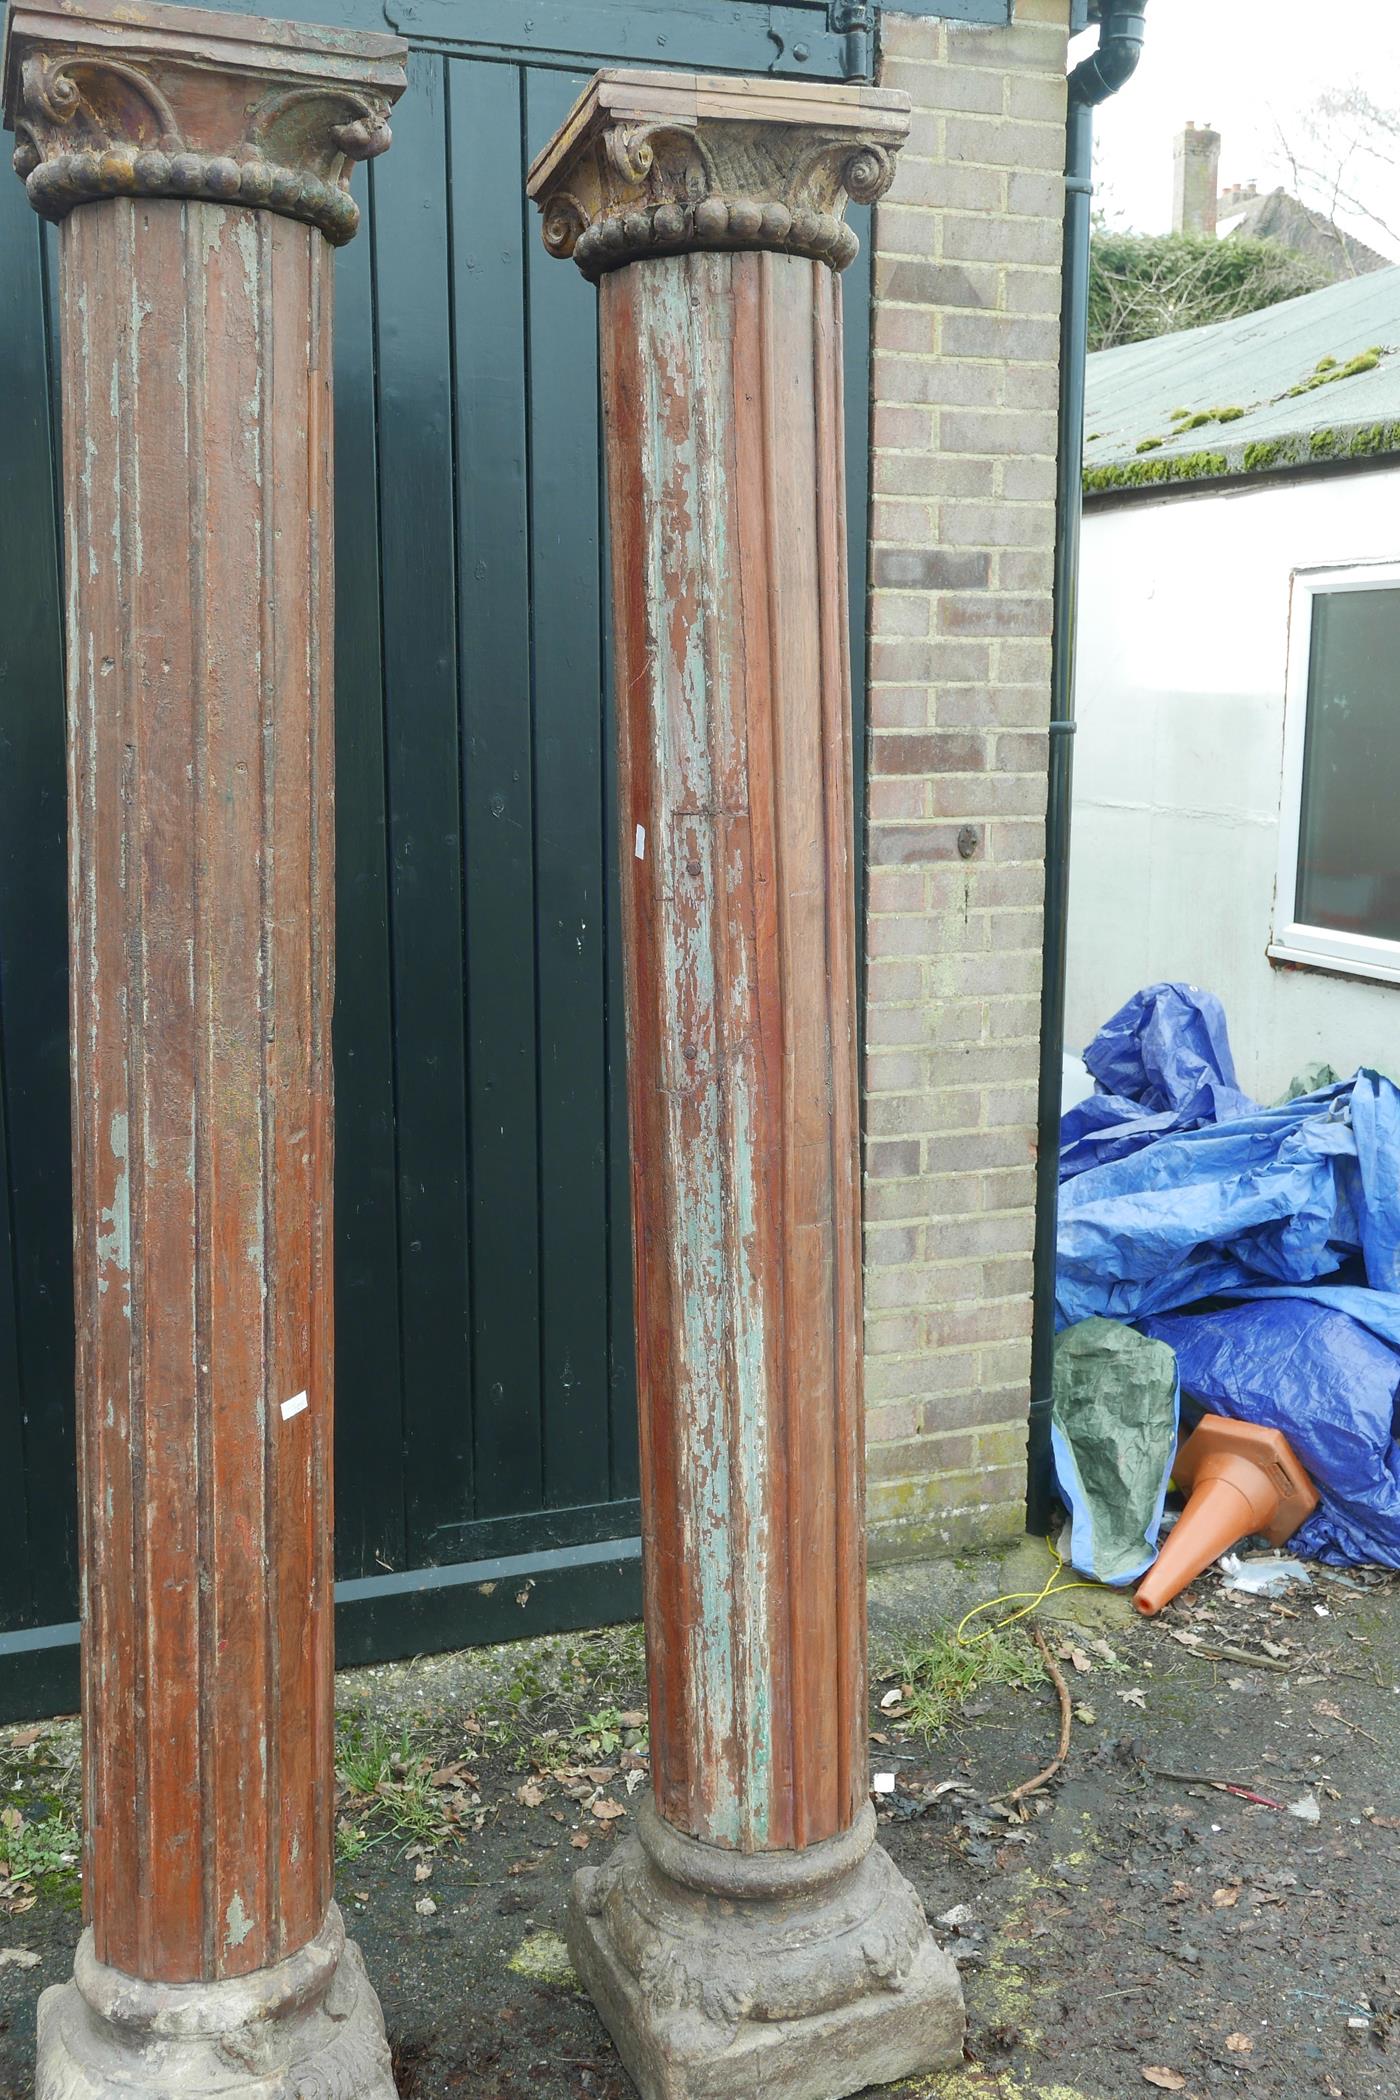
left=0, top=1724, right=82, bottom=1910
left=878, top=1627, right=1041, bottom=1740
left=334, top=1717, right=470, bottom=1863
left=0, top=1801, right=81, bottom=1883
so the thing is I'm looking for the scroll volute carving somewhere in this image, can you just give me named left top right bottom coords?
left=528, top=70, right=910, bottom=280
left=3, top=1, right=406, bottom=245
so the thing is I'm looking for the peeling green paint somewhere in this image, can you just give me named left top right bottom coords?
left=637, top=257, right=774, bottom=1850
left=95, top=1111, right=131, bottom=1320
left=224, top=1890, right=253, bottom=1949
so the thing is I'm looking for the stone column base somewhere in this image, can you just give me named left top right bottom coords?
left=35, top=1902, right=396, bottom=2099
left=568, top=1799, right=965, bottom=2100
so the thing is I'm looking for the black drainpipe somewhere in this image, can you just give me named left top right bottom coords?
left=1026, top=0, right=1148, bottom=1537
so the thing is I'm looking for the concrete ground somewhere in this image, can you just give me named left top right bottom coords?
left=3, top=1543, right=1399, bottom=2099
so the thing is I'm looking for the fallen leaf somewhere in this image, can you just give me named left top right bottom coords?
left=1367, top=1812, right=1400, bottom=1830
left=583, top=1767, right=618, bottom=1786
left=880, top=1686, right=904, bottom=1709
left=7, top=1728, right=41, bottom=1750
left=624, top=1768, right=645, bottom=1796
left=1142, top=2069, right=1186, bottom=2091
left=1212, top=1887, right=1239, bottom=1909
left=590, top=1798, right=626, bottom=1823
left=1314, top=1699, right=1344, bottom=1722
left=1074, top=1703, right=1097, bottom=1725
left=430, top=1764, right=477, bottom=1789
left=413, top=1861, right=432, bottom=1884
left=1287, top=1792, right=1321, bottom=1822
left=515, top=1781, right=545, bottom=1808
left=0, top=1948, right=40, bottom=1969
left=619, top=1711, right=645, bottom=1728
left=1118, top=1688, right=1148, bottom=1709
left=414, top=1897, right=437, bottom=1918
left=570, top=1832, right=591, bottom=1850
left=1225, top=2033, right=1253, bottom=2054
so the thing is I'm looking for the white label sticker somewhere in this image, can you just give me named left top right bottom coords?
left=871, top=1772, right=896, bottom=1795
left=281, top=1391, right=309, bottom=1421
left=634, top=824, right=646, bottom=860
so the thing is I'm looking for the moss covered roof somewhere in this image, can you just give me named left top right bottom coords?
left=1083, top=263, right=1400, bottom=495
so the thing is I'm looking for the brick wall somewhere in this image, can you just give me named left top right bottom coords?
left=861, top=0, right=1070, bottom=1558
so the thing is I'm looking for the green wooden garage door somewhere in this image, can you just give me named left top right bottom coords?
left=0, top=0, right=874, bottom=1718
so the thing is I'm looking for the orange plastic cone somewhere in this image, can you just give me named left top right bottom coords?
left=1134, top=1415, right=1319, bottom=1617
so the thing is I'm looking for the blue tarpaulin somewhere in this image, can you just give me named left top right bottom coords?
left=1059, top=983, right=1258, bottom=1180
left=1140, top=1295, right=1400, bottom=1567
left=1057, top=984, right=1400, bottom=1568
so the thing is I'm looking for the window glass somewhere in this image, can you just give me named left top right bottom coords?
left=1295, top=585, right=1400, bottom=943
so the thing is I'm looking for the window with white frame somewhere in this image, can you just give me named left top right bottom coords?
left=1271, top=561, right=1400, bottom=985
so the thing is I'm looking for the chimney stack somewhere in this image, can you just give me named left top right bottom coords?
left=1173, top=121, right=1221, bottom=236
left=1218, top=178, right=1259, bottom=224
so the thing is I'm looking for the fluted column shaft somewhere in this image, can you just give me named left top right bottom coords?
left=601, top=248, right=863, bottom=1853
left=64, top=189, right=337, bottom=1982
left=529, top=74, right=912, bottom=1863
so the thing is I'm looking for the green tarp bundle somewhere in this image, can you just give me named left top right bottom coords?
left=1051, top=1317, right=1179, bottom=1585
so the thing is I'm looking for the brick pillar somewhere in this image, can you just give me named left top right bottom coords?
left=2, top=3, right=406, bottom=2093
left=529, top=70, right=962, bottom=2100
left=861, top=2, right=1070, bottom=1558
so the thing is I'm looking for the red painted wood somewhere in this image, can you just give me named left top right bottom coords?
left=599, top=249, right=866, bottom=1855
left=63, top=196, right=336, bottom=1983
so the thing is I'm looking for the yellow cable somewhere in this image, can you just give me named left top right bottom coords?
left=954, top=1534, right=1102, bottom=1648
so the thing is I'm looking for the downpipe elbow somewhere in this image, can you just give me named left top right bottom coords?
left=1069, top=0, right=1147, bottom=108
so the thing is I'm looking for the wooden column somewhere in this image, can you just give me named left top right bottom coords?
left=529, top=72, right=963, bottom=2100
left=2, top=4, right=406, bottom=2094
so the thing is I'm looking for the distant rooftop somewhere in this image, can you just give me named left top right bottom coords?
left=1220, top=186, right=1389, bottom=283
left=1083, top=264, right=1400, bottom=496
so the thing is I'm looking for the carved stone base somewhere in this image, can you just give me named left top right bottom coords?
left=35, top=1904, right=396, bottom=2099
left=567, top=1800, right=964, bottom=2100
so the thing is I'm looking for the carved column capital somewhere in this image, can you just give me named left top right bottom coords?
left=2, top=0, right=406, bottom=245
left=526, top=69, right=909, bottom=279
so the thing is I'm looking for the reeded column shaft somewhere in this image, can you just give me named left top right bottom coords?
left=64, top=190, right=336, bottom=1982
left=601, top=248, right=864, bottom=1853
left=5, top=7, right=406, bottom=2092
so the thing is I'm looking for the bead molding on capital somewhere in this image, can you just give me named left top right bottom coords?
left=535, top=117, right=904, bottom=278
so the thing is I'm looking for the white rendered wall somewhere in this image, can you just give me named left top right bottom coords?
left=1066, top=468, right=1400, bottom=1101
